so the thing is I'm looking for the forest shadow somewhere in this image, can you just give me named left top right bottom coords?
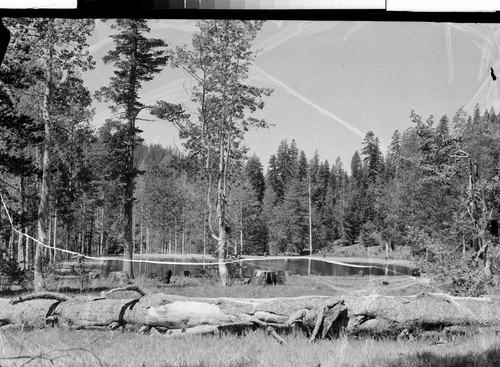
left=382, top=344, right=500, bottom=367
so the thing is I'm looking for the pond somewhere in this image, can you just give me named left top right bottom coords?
left=96, top=255, right=418, bottom=278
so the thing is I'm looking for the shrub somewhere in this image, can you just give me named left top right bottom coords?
left=408, top=226, right=489, bottom=297
left=333, top=239, right=351, bottom=247
left=0, top=256, right=25, bottom=291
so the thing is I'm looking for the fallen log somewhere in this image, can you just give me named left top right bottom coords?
left=344, top=293, right=500, bottom=337
left=99, top=284, right=148, bottom=299
left=135, top=294, right=348, bottom=340
left=52, top=298, right=139, bottom=329
left=10, top=292, right=71, bottom=305
left=0, top=298, right=59, bottom=329
left=4, top=287, right=500, bottom=341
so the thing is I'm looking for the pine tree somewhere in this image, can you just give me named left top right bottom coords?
left=95, top=19, right=169, bottom=278
left=297, top=150, right=308, bottom=182
left=244, top=154, right=265, bottom=204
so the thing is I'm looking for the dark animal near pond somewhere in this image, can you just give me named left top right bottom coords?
left=164, top=269, right=172, bottom=284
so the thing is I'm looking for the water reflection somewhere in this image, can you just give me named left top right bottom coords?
left=98, top=256, right=416, bottom=278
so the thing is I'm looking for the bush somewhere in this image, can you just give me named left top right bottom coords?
left=359, top=222, right=381, bottom=248
left=333, top=239, right=351, bottom=247
left=408, top=227, right=489, bottom=297
left=0, top=256, right=24, bottom=281
left=0, top=256, right=27, bottom=291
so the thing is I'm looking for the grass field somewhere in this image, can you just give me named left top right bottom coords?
left=2, top=328, right=500, bottom=367
left=1, top=274, right=499, bottom=367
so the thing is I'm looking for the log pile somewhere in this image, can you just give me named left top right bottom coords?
left=2, top=286, right=500, bottom=342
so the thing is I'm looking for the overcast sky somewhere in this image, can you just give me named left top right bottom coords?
left=84, top=20, right=500, bottom=169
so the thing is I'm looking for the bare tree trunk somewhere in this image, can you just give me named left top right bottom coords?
left=17, top=227, right=25, bottom=270
left=174, top=219, right=178, bottom=254
left=25, top=232, right=30, bottom=269
left=132, top=206, right=136, bottom=255
left=203, top=213, right=207, bottom=259
left=168, top=228, right=171, bottom=254
left=16, top=176, right=26, bottom=266
left=87, top=211, right=94, bottom=256
left=47, top=211, right=52, bottom=261
left=217, top=140, right=228, bottom=287
left=78, top=232, right=83, bottom=255
left=182, top=212, right=185, bottom=256
left=52, top=210, right=57, bottom=261
left=139, top=204, right=143, bottom=255
left=8, top=229, right=14, bottom=259
left=240, top=200, right=243, bottom=256
left=66, top=224, right=71, bottom=261
left=35, top=21, right=55, bottom=290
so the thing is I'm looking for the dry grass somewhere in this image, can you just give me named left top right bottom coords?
left=1, top=328, right=500, bottom=367
left=130, top=273, right=440, bottom=300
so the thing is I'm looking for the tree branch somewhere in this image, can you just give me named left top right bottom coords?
left=10, top=292, right=71, bottom=305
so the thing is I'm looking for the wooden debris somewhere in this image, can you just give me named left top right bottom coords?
left=250, top=270, right=285, bottom=286
left=10, top=292, right=71, bottom=305
left=3, top=286, right=500, bottom=341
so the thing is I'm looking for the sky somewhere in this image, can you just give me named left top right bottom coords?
left=84, top=20, right=500, bottom=170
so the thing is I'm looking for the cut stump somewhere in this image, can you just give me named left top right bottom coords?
left=250, top=270, right=285, bottom=286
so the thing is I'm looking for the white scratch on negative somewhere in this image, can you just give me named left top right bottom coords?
left=253, top=65, right=377, bottom=145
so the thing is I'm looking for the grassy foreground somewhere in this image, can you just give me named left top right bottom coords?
left=1, top=275, right=499, bottom=366
left=1, top=329, right=500, bottom=367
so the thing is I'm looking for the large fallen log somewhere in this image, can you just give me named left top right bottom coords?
left=3, top=288, right=500, bottom=341
left=343, top=292, right=500, bottom=338
left=0, top=298, right=58, bottom=329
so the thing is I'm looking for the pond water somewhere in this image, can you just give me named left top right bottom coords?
left=96, top=256, right=417, bottom=278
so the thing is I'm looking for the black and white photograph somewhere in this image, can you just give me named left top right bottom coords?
left=2, top=4, right=500, bottom=366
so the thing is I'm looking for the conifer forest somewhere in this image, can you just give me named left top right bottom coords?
left=1, top=19, right=500, bottom=295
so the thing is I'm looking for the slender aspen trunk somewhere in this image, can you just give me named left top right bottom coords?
left=17, top=176, right=26, bottom=267
left=217, top=139, right=228, bottom=287
left=8, top=230, right=14, bottom=259
left=99, top=204, right=107, bottom=256
left=146, top=226, right=150, bottom=254
left=87, top=212, right=94, bottom=256
left=239, top=200, right=243, bottom=256
left=132, top=206, right=136, bottom=254
left=78, top=232, right=83, bottom=255
left=47, top=211, right=52, bottom=260
left=52, top=210, right=57, bottom=261
left=139, top=204, right=143, bottom=255
left=182, top=213, right=186, bottom=256
left=66, top=224, right=70, bottom=261
left=17, top=227, right=25, bottom=269
left=174, top=218, right=178, bottom=254
left=203, top=213, right=207, bottom=258
left=26, top=232, right=30, bottom=269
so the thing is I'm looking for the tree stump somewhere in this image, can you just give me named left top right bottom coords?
left=250, top=270, right=285, bottom=286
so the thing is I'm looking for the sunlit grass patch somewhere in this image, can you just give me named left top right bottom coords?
left=2, top=329, right=500, bottom=367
